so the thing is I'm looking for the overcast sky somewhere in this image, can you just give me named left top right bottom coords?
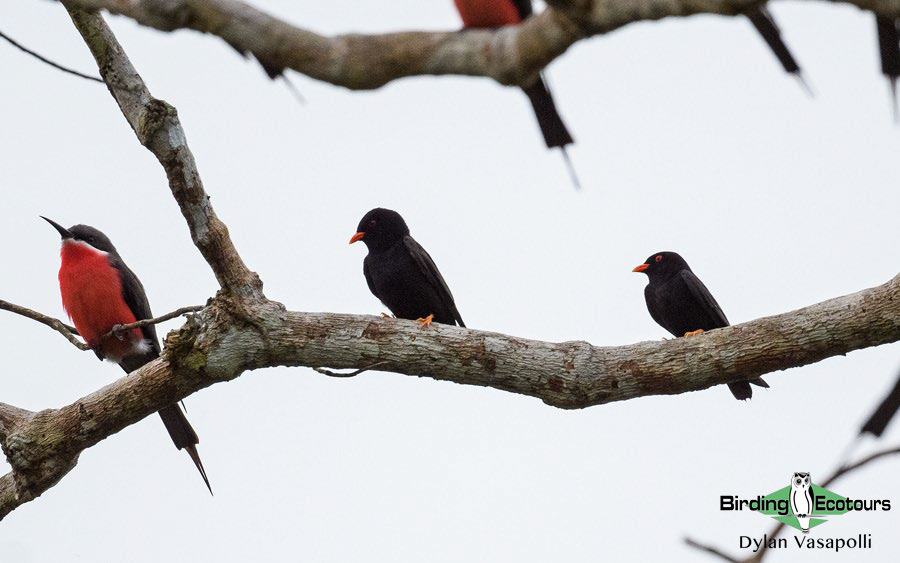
left=1, top=1, right=899, bottom=561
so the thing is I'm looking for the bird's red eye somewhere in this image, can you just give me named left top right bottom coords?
left=655, top=255, right=662, bottom=263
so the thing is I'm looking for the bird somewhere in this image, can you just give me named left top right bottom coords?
left=875, top=16, right=900, bottom=121
left=42, top=217, right=211, bottom=493
left=350, top=208, right=465, bottom=328
left=743, top=5, right=812, bottom=95
left=452, top=0, right=579, bottom=188
left=789, top=472, right=813, bottom=534
left=632, top=251, right=768, bottom=400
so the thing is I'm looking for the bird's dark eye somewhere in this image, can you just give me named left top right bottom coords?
left=655, top=255, right=662, bottom=263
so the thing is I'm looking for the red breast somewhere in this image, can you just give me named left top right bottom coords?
left=454, top=0, right=521, bottom=28
left=58, top=240, right=144, bottom=361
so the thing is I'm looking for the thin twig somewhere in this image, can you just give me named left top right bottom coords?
left=0, top=299, right=87, bottom=350
left=0, top=28, right=103, bottom=83
left=313, top=361, right=391, bottom=378
left=683, top=537, right=740, bottom=562
left=103, top=305, right=204, bottom=339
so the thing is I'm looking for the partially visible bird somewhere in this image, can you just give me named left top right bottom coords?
left=744, top=5, right=812, bottom=95
left=350, top=208, right=465, bottom=328
left=42, top=217, right=212, bottom=493
left=632, top=251, right=768, bottom=400
left=452, top=0, right=579, bottom=188
left=875, top=16, right=900, bottom=121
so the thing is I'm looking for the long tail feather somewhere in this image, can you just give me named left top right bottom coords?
left=876, top=16, right=900, bottom=122
left=745, top=6, right=809, bottom=95
left=158, top=404, right=212, bottom=494
left=521, top=77, right=573, bottom=149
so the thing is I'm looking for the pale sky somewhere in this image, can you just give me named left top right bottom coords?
left=1, top=1, right=899, bottom=561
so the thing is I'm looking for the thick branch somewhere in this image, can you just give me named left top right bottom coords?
left=63, top=3, right=262, bottom=298
left=59, top=0, right=900, bottom=90
left=1, top=273, right=897, bottom=519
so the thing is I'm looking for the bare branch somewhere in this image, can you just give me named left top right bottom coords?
left=0, top=27, right=104, bottom=83
left=103, top=305, right=205, bottom=339
left=63, top=2, right=262, bottom=299
left=57, top=0, right=900, bottom=90
left=0, top=299, right=88, bottom=351
left=683, top=537, right=740, bottom=563
left=0, top=272, right=895, bottom=518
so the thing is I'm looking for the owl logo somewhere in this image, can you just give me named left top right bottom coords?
left=790, top=472, right=813, bottom=533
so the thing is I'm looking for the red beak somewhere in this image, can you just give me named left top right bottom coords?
left=349, top=232, right=365, bottom=244
left=632, top=263, right=649, bottom=273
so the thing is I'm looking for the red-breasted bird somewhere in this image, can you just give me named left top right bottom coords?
left=452, top=0, right=578, bottom=187
left=350, top=208, right=465, bottom=328
left=633, top=251, right=768, bottom=400
left=42, top=217, right=211, bottom=493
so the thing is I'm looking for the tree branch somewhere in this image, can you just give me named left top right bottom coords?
left=56, top=0, right=900, bottom=90
left=63, top=2, right=262, bottom=299
left=1, top=272, right=898, bottom=519
left=0, top=299, right=87, bottom=350
left=0, top=299, right=206, bottom=351
left=103, top=304, right=205, bottom=339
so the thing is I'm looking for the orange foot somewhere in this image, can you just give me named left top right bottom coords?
left=380, top=312, right=395, bottom=318
left=684, top=329, right=705, bottom=337
left=416, top=314, right=434, bottom=328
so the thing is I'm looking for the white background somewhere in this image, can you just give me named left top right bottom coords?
left=1, top=1, right=898, bottom=561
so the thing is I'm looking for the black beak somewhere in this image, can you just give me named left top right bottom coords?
left=40, top=216, right=72, bottom=239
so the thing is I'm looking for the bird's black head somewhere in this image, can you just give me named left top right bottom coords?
left=632, top=251, right=690, bottom=281
left=41, top=217, right=118, bottom=254
left=349, top=208, right=410, bottom=251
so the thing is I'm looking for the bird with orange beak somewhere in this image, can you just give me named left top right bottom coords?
left=350, top=208, right=464, bottom=328
left=633, top=251, right=769, bottom=400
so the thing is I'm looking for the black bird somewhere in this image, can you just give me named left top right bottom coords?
left=350, top=208, right=465, bottom=328
left=43, top=218, right=211, bottom=492
left=632, top=251, right=768, bottom=400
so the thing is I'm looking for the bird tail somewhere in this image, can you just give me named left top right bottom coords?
left=158, top=403, right=213, bottom=494
left=728, top=377, right=769, bottom=400
left=522, top=77, right=573, bottom=149
left=745, top=7, right=809, bottom=92
left=876, top=16, right=900, bottom=121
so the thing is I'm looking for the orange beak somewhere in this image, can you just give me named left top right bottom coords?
left=632, top=263, right=649, bottom=273
left=349, top=232, right=365, bottom=244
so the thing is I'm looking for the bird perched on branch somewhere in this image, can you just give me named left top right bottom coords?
left=42, top=217, right=211, bottom=493
left=452, top=0, right=579, bottom=188
left=633, top=251, right=768, bottom=400
left=350, top=208, right=465, bottom=328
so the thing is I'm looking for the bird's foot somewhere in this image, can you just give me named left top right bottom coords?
left=684, top=329, right=705, bottom=337
left=111, top=324, right=126, bottom=340
left=416, top=314, right=434, bottom=328
left=380, top=312, right=395, bottom=318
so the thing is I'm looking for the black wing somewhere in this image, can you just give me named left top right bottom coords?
left=402, top=236, right=465, bottom=327
left=512, top=0, right=532, bottom=21
left=679, top=270, right=729, bottom=328
left=111, top=254, right=161, bottom=355
left=362, top=256, right=378, bottom=299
